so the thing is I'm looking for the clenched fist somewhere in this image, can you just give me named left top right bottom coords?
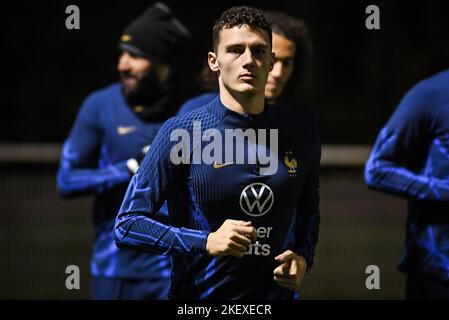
left=273, top=250, right=307, bottom=292
left=206, top=219, right=257, bottom=258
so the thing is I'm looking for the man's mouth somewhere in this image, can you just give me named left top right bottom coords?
left=266, top=80, right=280, bottom=89
left=239, top=73, right=256, bottom=81
left=121, top=74, right=138, bottom=87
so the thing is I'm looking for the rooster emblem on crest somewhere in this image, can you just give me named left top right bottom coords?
left=284, top=151, right=297, bottom=175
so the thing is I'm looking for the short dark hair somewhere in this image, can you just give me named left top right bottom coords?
left=212, top=6, right=272, bottom=51
left=264, top=11, right=313, bottom=71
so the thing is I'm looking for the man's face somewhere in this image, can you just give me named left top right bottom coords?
left=209, top=25, right=274, bottom=96
left=265, top=33, right=296, bottom=101
left=117, top=51, right=152, bottom=96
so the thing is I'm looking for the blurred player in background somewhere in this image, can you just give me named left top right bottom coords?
left=365, top=69, right=449, bottom=299
left=57, top=2, right=191, bottom=299
left=177, top=10, right=313, bottom=115
left=115, top=6, right=320, bottom=299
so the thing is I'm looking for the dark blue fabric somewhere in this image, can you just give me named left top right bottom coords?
left=365, top=69, right=449, bottom=281
left=57, top=83, right=171, bottom=285
left=92, top=276, right=169, bottom=300
left=115, top=96, right=321, bottom=299
left=406, top=273, right=449, bottom=299
left=177, top=92, right=218, bottom=116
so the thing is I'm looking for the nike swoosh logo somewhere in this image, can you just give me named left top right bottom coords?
left=213, top=161, right=234, bottom=169
left=117, top=126, right=137, bottom=135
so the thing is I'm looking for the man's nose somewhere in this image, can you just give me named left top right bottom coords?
left=241, top=48, right=256, bottom=67
left=117, top=53, right=131, bottom=71
left=270, top=61, right=283, bottom=78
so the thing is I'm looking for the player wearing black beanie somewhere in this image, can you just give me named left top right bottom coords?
left=57, top=2, right=192, bottom=299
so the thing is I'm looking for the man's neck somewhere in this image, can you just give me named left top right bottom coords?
left=266, top=98, right=277, bottom=106
left=219, top=85, right=265, bottom=115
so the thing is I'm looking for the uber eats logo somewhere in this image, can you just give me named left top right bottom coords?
left=240, top=183, right=274, bottom=256
left=244, top=226, right=273, bottom=257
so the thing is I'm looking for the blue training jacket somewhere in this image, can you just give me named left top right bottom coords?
left=57, top=83, right=171, bottom=283
left=365, top=69, right=449, bottom=280
left=115, top=96, right=321, bottom=299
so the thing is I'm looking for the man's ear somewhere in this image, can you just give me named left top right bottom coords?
left=208, top=52, right=219, bottom=72
left=269, top=52, right=275, bottom=72
left=156, top=64, right=171, bottom=83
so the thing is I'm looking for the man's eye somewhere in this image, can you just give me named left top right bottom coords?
left=229, top=48, right=242, bottom=54
left=283, top=60, right=294, bottom=68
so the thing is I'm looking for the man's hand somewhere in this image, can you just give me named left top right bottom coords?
left=273, top=250, right=307, bottom=292
left=127, top=145, right=151, bottom=174
left=206, top=219, right=256, bottom=258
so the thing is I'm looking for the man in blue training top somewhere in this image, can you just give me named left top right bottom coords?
left=365, top=69, right=449, bottom=299
left=178, top=10, right=313, bottom=115
left=115, top=6, right=320, bottom=300
left=57, top=2, right=191, bottom=299
left=174, top=12, right=314, bottom=300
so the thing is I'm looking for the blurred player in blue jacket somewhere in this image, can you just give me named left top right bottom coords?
left=115, top=6, right=320, bottom=300
left=178, top=10, right=313, bottom=116
left=365, top=69, right=449, bottom=299
left=57, top=2, right=191, bottom=299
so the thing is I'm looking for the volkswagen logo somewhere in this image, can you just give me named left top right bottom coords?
left=239, top=183, right=274, bottom=217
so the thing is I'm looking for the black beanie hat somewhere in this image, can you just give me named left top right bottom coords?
left=119, top=2, right=191, bottom=64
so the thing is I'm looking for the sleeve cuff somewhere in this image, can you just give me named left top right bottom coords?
left=294, top=248, right=314, bottom=272
left=113, top=161, right=134, bottom=178
left=177, top=228, right=210, bottom=254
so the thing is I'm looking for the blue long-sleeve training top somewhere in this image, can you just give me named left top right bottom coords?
left=365, top=69, right=449, bottom=280
left=57, top=83, right=171, bottom=281
left=115, top=96, right=321, bottom=299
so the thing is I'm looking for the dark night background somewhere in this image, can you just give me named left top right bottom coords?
left=2, top=0, right=449, bottom=144
left=1, top=0, right=449, bottom=300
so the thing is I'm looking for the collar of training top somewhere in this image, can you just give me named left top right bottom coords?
left=207, top=96, right=273, bottom=128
